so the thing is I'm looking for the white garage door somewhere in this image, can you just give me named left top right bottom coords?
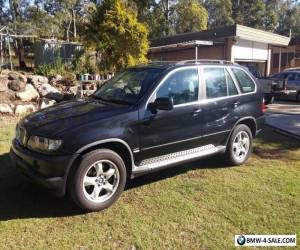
left=233, top=39, right=268, bottom=61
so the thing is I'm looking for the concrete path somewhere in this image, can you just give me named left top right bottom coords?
left=266, top=101, right=300, bottom=139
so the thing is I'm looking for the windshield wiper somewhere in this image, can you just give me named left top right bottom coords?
left=91, top=95, right=104, bottom=100
left=91, top=95, right=133, bottom=105
left=108, top=99, right=134, bottom=105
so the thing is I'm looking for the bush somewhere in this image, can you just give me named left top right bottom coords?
left=72, top=51, right=99, bottom=75
left=34, top=59, right=66, bottom=76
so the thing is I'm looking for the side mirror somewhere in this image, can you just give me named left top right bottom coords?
left=148, top=97, right=173, bottom=112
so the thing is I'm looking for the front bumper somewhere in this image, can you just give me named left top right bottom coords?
left=10, top=139, right=77, bottom=196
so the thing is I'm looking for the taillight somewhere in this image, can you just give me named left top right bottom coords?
left=262, top=98, right=267, bottom=113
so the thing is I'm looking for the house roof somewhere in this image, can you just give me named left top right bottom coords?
left=151, top=24, right=290, bottom=48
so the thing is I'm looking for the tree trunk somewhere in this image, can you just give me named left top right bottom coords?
left=14, top=39, right=27, bottom=69
left=72, top=9, right=77, bottom=39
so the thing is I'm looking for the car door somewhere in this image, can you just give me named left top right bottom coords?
left=136, top=66, right=205, bottom=164
left=285, top=73, right=300, bottom=98
left=200, top=66, right=242, bottom=146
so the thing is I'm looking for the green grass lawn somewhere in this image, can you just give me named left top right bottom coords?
left=0, top=121, right=299, bottom=249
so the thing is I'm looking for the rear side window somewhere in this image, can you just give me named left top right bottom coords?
left=203, top=67, right=238, bottom=99
left=225, top=69, right=238, bottom=95
left=232, top=68, right=256, bottom=93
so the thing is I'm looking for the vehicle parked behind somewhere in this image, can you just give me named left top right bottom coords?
left=283, top=67, right=300, bottom=72
left=244, top=66, right=276, bottom=104
left=268, top=71, right=300, bottom=101
left=10, top=60, right=265, bottom=211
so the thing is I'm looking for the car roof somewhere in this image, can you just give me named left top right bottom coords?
left=133, top=60, right=242, bottom=71
left=274, top=71, right=300, bottom=75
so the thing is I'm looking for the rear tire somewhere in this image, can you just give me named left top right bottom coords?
left=69, top=149, right=127, bottom=211
left=225, top=124, right=253, bottom=166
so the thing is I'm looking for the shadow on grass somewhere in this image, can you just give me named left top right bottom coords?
left=0, top=128, right=298, bottom=221
left=0, top=153, right=82, bottom=221
left=253, top=127, right=300, bottom=160
left=0, top=152, right=227, bottom=221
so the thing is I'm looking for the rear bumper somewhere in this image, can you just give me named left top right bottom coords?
left=10, top=139, right=78, bottom=196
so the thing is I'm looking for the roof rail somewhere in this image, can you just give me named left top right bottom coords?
left=147, top=61, right=178, bottom=65
left=176, top=59, right=237, bottom=65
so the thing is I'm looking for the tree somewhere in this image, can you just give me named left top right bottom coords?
left=276, top=0, right=300, bottom=36
left=205, top=0, right=234, bottom=29
left=82, top=0, right=149, bottom=72
left=263, top=0, right=279, bottom=31
left=173, top=0, right=208, bottom=34
left=232, top=0, right=265, bottom=28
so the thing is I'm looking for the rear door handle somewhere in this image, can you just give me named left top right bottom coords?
left=233, top=101, right=240, bottom=108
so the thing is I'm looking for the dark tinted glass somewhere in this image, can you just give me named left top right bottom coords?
left=204, top=68, right=227, bottom=98
left=93, top=68, right=163, bottom=104
left=225, top=69, right=238, bottom=95
left=232, top=68, right=255, bottom=93
left=156, top=68, right=199, bottom=105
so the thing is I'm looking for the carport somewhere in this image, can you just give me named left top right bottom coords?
left=149, top=24, right=291, bottom=77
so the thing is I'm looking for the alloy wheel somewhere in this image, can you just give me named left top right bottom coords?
left=82, top=160, right=120, bottom=203
left=232, top=131, right=250, bottom=162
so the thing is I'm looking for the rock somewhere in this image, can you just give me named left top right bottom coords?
left=18, top=74, right=27, bottom=83
left=8, top=72, right=19, bottom=80
left=39, top=98, right=56, bottom=109
left=0, top=77, right=8, bottom=92
left=8, top=79, right=27, bottom=91
left=49, top=74, right=63, bottom=84
left=0, top=89, right=16, bottom=102
left=15, top=104, right=36, bottom=116
left=69, top=86, right=78, bottom=95
left=37, top=83, right=64, bottom=101
left=16, top=84, right=39, bottom=101
left=0, top=103, right=13, bottom=114
left=28, top=75, right=48, bottom=89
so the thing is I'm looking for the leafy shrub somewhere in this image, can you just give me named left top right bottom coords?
left=34, top=58, right=66, bottom=76
left=72, top=51, right=99, bottom=75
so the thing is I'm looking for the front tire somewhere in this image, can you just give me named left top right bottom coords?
left=225, top=124, right=253, bottom=166
left=69, top=149, right=127, bottom=211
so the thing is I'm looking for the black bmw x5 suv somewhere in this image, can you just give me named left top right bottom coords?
left=10, top=60, right=265, bottom=211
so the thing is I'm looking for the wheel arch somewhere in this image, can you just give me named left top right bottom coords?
left=64, top=139, right=135, bottom=194
left=225, top=117, right=257, bottom=147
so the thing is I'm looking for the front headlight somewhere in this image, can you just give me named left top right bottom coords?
left=27, top=136, right=63, bottom=152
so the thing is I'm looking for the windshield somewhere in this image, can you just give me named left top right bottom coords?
left=92, top=68, right=163, bottom=105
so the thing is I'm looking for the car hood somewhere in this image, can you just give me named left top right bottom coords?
left=21, top=98, right=132, bottom=137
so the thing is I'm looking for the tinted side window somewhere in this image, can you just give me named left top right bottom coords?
left=156, top=68, right=199, bottom=105
left=232, top=68, right=256, bottom=93
left=287, top=73, right=295, bottom=81
left=295, top=74, right=300, bottom=81
left=225, top=69, right=238, bottom=96
left=271, top=73, right=287, bottom=80
left=204, top=68, right=227, bottom=98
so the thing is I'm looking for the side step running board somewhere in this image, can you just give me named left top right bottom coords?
left=132, top=144, right=225, bottom=177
